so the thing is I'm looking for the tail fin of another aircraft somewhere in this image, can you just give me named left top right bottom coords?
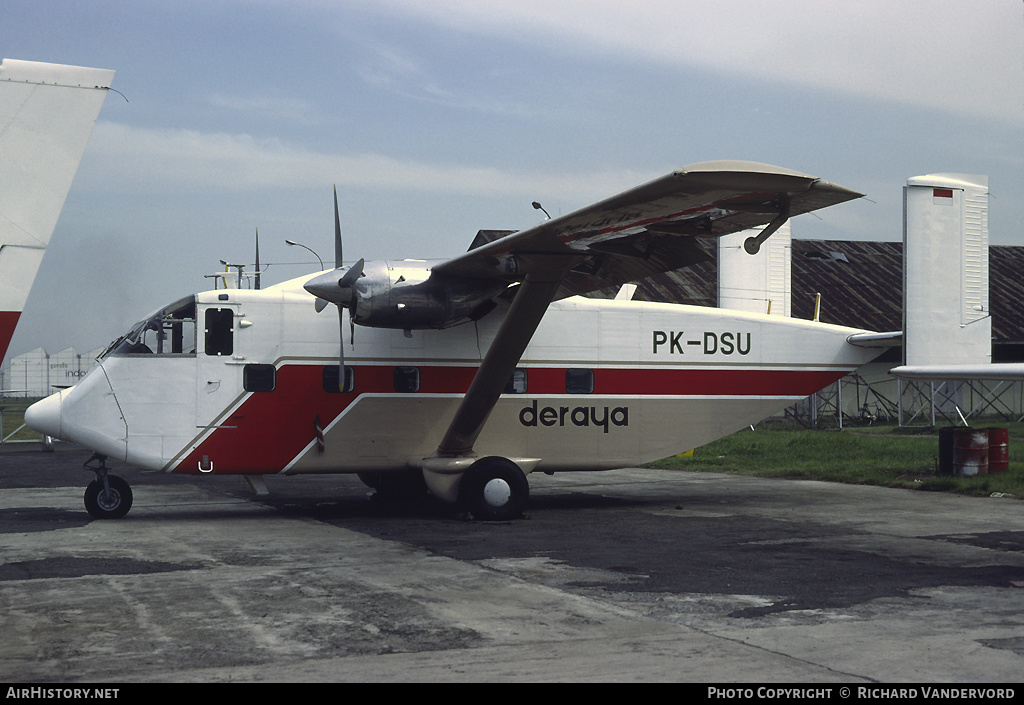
left=0, top=59, right=115, bottom=365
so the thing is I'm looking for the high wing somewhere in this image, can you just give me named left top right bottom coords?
left=433, top=160, right=863, bottom=300
left=429, top=161, right=863, bottom=460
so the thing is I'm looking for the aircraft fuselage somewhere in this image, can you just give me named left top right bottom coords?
left=29, top=269, right=878, bottom=483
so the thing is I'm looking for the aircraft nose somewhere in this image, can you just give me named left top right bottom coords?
left=25, top=391, right=63, bottom=439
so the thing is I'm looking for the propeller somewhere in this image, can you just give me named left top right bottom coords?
left=254, top=228, right=261, bottom=290
left=304, top=187, right=364, bottom=389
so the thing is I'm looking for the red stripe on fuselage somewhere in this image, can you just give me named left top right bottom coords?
left=171, top=363, right=852, bottom=475
left=175, top=364, right=479, bottom=475
left=0, top=311, right=21, bottom=364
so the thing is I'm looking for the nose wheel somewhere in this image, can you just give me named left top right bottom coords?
left=83, top=454, right=133, bottom=519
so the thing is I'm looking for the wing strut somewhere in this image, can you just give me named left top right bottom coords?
left=433, top=271, right=567, bottom=458
left=743, top=196, right=790, bottom=255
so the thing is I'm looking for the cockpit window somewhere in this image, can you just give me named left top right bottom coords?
left=102, top=296, right=197, bottom=358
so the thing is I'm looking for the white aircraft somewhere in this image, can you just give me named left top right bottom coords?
left=0, top=59, right=114, bottom=365
left=26, top=153, right=885, bottom=520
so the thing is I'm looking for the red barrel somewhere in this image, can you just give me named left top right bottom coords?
left=987, top=427, right=1009, bottom=474
left=952, top=428, right=989, bottom=476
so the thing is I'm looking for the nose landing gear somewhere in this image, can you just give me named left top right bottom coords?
left=83, top=453, right=133, bottom=519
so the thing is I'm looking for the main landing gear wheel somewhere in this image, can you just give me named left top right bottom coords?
left=459, top=456, right=529, bottom=520
left=84, top=475, right=133, bottom=520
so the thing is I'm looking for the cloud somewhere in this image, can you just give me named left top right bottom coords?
left=350, top=0, right=1024, bottom=125
left=206, top=91, right=326, bottom=126
left=82, top=121, right=651, bottom=202
left=354, top=43, right=430, bottom=91
left=349, top=38, right=559, bottom=119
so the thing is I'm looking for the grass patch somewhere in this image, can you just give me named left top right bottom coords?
left=0, top=399, right=44, bottom=443
left=648, top=420, right=1024, bottom=498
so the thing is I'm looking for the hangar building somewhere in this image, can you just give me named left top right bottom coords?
left=1, top=346, right=103, bottom=399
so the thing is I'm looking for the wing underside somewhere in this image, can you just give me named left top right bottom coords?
left=433, top=160, right=863, bottom=299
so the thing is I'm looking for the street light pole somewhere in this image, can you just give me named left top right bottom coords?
left=285, top=240, right=325, bottom=270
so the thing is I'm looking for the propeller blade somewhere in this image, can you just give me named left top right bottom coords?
left=333, top=185, right=343, bottom=269
left=337, top=305, right=346, bottom=390
left=254, top=228, right=261, bottom=290
left=317, top=186, right=353, bottom=391
left=338, top=258, right=364, bottom=288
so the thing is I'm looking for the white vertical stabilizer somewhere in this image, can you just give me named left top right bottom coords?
left=902, top=173, right=989, bottom=366
left=717, top=222, right=791, bottom=316
left=0, top=58, right=114, bottom=365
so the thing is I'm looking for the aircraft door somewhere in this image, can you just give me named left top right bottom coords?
left=196, top=304, right=243, bottom=452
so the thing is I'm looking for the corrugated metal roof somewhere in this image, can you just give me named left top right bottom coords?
left=791, top=240, right=903, bottom=333
left=590, top=239, right=1024, bottom=344
left=989, top=245, right=1024, bottom=344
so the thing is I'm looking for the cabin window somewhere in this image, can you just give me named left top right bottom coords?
left=204, top=308, right=234, bottom=356
left=565, top=368, right=594, bottom=394
left=322, top=365, right=355, bottom=393
left=504, top=368, right=528, bottom=394
left=244, top=364, right=276, bottom=392
left=393, top=366, right=420, bottom=393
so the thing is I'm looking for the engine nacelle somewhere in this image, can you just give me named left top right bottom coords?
left=305, top=259, right=507, bottom=330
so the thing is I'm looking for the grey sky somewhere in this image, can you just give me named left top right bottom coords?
left=3, top=0, right=1022, bottom=361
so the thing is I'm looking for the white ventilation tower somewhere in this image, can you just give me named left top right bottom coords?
left=717, top=222, right=791, bottom=316
left=903, top=173, right=990, bottom=366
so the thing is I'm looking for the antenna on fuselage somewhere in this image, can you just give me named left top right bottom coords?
left=219, top=260, right=245, bottom=289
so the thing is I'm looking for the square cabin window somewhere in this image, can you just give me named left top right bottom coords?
left=565, top=368, right=594, bottom=394
left=204, top=308, right=234, bottom=356
left=244, top=364, right=276, bottom=393
left=322, top=365, right=355, bottom=393
left=394, top=366, right=420, bottom=393
left=504, top=368, right=528, bottom=394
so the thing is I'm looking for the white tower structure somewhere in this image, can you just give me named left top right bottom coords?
left=717, top=222, right=791, bottom=316
left=903, top=173, right=990, bottom=366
